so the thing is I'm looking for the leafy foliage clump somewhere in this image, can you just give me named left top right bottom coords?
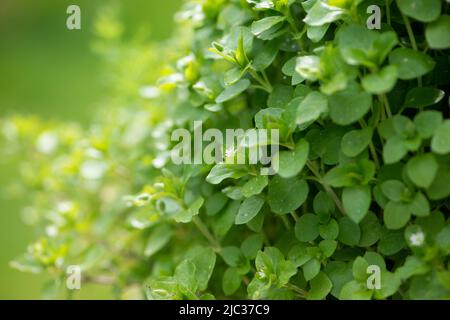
left=2, top=0, right=450, bottom=300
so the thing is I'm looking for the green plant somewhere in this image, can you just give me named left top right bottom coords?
left=2, top=0, right=450, bottom=300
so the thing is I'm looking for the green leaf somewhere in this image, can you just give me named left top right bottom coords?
left=205, top=192, right=228, bottom=216
left=267, top=84, right=293, bottom=108
left=235, top=195, right=265, bottom=225
left=241, top=234, right=263, bottom=259
left=304, top=1, right=345, bottom=26
left=383, top=136, right=408, bottom=164
left=338, top=217, right=361, bottom=246
left=431, top=120, right=450, bottom=155
left=378, top=230, right=405, bottom=255
left=253, top=39, right=281, bottom=71
left=342, top=185, right=371, bottom=224
left=295, top=213, right=320, bottom=242
left=251, top=16, right=286, bottom=36
left=222, top=267, right=241, bottom=295
left=389, top=48, right=435, bottom=80
left=319, top=219, right=339, bottom=240
left=329, top=83, right=372, bottom=126
left=324, top=261, right=353, bottom=298
left=426, top=15, right=450, bottom=49
left=303, top=258, right=321, bottom=281
left=268, top=176, right=309, bottom=214
left=221, top=246, right=244, bottom=267
left=242, top=176, right=268, bottom=198
left=404, top=87, right=445, bottom=108
left=215, top=79, right=251, bottom=103
left=307, top=272, right=332, bottom=300
left=206, top=164, right=248, bottom=184
left=174, top=197, right=204, bottom=223
left=381, top=180, right=406, bottom=202
left=339, top=280, right=372, bottom=300
left=406, top=154, right=438, bottom=189
left=324, top=159, right=375, bottom=187
left=409, top=191, right=430, bottom=217
left=274, top=139, right=309, bottom=178
left=175, top=260, right=198, bottom=293
left=359, top=212, right=382, bottom=247
left=144, top=224, right=173, bottom=257
left=384, top=201, right=411, bottom=230
left=414, top=111, right=443, bottom=139
left=296, top=92, right=328, bottom=127
left=319, top=239, right=337, bottom=258
left=352, top=256, right=369, bottom=282
left=362, top=65, right=398, bottom=94
left=396, top=0, right=441, bottom=23
left=187, top=247, right=216, bottom=291
left=341, top=127, right=373, bottom=157
left=314, top=191, right=335, bottom=222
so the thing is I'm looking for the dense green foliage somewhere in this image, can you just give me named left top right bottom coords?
left=2, top=0, right=450, bottom=300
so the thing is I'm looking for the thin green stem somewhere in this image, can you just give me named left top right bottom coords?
left=401, top=12, right=423, bottom=87
left=385, top=0, right=391, bottom=25
left=193, top=216, right=221, bottom=251
left=402, top=13, right=418, bottom=51
left=306, top=161, right=346, bottom=216
left=290, top=211, right=299, bottom=222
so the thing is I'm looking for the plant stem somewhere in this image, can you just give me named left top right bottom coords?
left=280, top=214, right=291, bottom=229
left=306, top=161, right=346, bottom=215
left=385, top=0, right=391, bottom=25
left=290, top=211, right=299, bottom=222
left=193, top=216, right=221, bottom=251
left=401, top=12, right=423, bottom=86
left=285, top=283, right=307, bottom=298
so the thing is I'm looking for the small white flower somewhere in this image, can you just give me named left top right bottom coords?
left=409, top=231, right=425, bottom=247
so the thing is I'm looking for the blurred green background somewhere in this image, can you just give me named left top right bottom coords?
left=0, top=0, right=181, bottom=299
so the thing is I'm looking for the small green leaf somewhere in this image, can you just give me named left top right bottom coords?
left=268, top=177, right=309, bottom=214
left=431, top=120, right=450, bottom=155
left=222, top=267, right=241, bottom=295
left=319, top=219, right=339, bottom=240
left=274, top=139, right=309, bottom=178
left=414, top=111, right=443, bottom=139
left=251, top=16, right=286, bottom=36
left=341, top=127, right=373, bottom=157
left=338, top=217, right=361, bottom=246
left=307, top=272, right=332, bottom=300
left=381, top=180, right=406, bottom=202
left=384, top=201, right=411, bottom=230
left=383, top=136, right=408, bottom=164
left=235, top=195, right=265, bottom=225
left=242, top=176, right=268, bottom=198
left=303, top=258, right=321, bottom=281
left=241, top=234, right=263, bottom=259
left=329, top=83, right=372, bottom=126
left=352, top=256, right=369, bottom=282
left=362, top=65, right=398, bottom=94
left=389, top=48, right=435, bottom=80
left=303, top=0, right=345, bottom=26
left=295, top=213, right=320, bottom=242
left=221, top=246, right=244, bottom=267
left=342, top=185, right=371, bottom=224
left=215, top=79, right=251, bottom=103
left=296, top=92, right=328, bottom=127
left=406, top=154, right=438, bottom=189
left=404, top=87, right=445, bottom=108
left=426, top=15, right=450, bottom=49
left=396, top=0, right=441, bottom=23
